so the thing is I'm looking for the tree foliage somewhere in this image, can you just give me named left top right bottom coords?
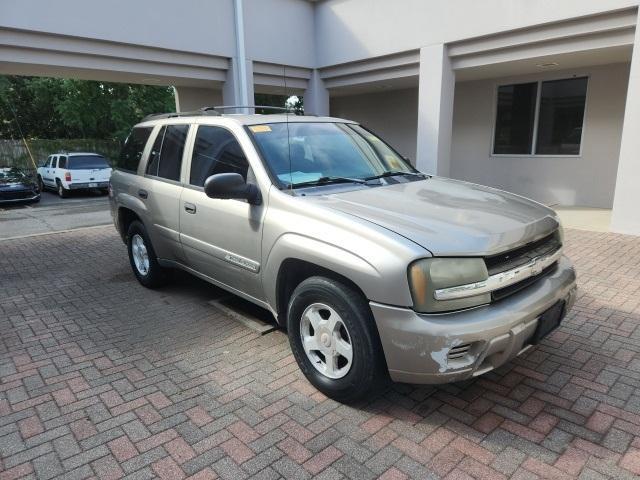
left=0, top=76, right=175, bottom=142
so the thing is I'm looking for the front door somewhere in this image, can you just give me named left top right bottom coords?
left=44, top=156, right=57, bottom=186
left=179, top=125, right=265, bottom=301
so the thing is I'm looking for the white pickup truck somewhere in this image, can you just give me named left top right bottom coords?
left=37, top=152, right=112, bottom=198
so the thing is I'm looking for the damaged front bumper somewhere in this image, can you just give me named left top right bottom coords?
left=371, top=255, right=577, bottom=384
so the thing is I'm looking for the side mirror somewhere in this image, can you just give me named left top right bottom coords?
left=204, top=173, right=261, bottom=205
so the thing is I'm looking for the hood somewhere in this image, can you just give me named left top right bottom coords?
left=308, top=177, right=558, bottom=257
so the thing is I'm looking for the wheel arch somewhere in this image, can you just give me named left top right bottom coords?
left=274, top=258, right=370, bottom=327
left=117, top=206, right=143, bottom=243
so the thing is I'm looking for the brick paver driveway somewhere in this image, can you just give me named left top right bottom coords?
left=1, top=226, right=640, bottom=480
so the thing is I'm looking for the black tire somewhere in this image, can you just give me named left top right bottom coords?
left=37, top=176, right=45, bottom=192
left=287, top=276, right=388, bottom=403
left=126, top=220, right=167, bottom=288
left=57, top=180, right=68, bottom=198
left=100, top=188, right=109, bottom=195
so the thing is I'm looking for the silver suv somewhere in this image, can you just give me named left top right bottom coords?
left=109, top=109, right=577, bottom=402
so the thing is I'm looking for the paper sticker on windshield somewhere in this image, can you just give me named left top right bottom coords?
left=250, top=125, right=272, bottom=133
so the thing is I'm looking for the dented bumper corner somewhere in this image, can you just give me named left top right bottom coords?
left=371, top=255, right=577, bottom=384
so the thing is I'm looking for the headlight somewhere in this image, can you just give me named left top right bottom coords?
left=408, top=258, right=490, bottom=313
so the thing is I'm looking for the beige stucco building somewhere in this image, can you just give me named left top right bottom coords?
left=1, top=0, right=639, bottom=234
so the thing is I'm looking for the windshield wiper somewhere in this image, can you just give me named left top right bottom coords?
left=364, top=171, right=425, bottom=182
left=290, top=176, right=366, bottom=189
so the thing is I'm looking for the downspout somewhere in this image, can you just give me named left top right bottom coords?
left=233, top=0, right=249, bottom=106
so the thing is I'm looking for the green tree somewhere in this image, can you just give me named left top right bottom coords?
left=0, top=76, right=175, bottom=141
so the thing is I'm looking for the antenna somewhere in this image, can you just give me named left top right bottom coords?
left=283, top=65, right=293, bottom=192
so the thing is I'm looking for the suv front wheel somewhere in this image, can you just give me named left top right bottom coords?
left=287, top=276, right=387, bottom=403
left=127, top=220, right=167, bottom=288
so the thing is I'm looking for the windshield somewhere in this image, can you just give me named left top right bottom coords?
left=68, top=155, right=110, bottom=170
left=0, top=167, right=30, bottom=183
left=248, top=122, right=416, bottom=188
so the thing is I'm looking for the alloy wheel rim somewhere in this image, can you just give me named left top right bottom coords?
left=131, top=234, right=150, bottom=276
left=299, top=303, right=353, bottom=379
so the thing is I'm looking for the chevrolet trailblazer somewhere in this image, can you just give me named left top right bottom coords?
left=109, top=108, right=577, bottom=402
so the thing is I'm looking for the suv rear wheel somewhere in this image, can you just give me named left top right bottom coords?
left=57, top=180, right=68, bottom=198
left=287, top=276, right=387, bottom=403
left=127, top=220, right=167, bottom=288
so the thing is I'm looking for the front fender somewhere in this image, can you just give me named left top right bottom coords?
left=263, top=232, right=414, bottom=310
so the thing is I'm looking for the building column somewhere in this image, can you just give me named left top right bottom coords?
left=415, top=43, right=455, bottom=176
left=174, top=86, right=222, bottom=112
left=222, top=57, right=254, bottom=111
left=303, top=70, right=330, bottom=116
left=611, top=25, right=640, bottom=235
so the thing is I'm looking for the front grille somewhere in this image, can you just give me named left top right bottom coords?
left=485, top=231, right=561, bottom=276
left=0, top=189, right=36, bottom=200
left=485, top=230, right=561, bottom=302
left=491, top=262, right=558, bottom=302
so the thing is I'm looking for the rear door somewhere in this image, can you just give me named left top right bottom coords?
left=140, top=124, right=190, bottom=262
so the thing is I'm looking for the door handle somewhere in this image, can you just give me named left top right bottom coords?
left=184, top=202, right=197, bottom=214
left=138, top=189, right=148, bottom=199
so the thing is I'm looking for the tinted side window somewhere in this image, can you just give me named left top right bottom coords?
left=190, top=126, right=249, bottom=187
left=118, top=127, right=153, bottom=172
left=51, top=156, right=58, bottom=168
left=154, top=125, right=188, bottom=181
left=58, top=156, right=67, bottom=169
left=146, top=126, right=166, bottom=177
left=493, top=82, right=538, bottom=155
left=535, top=77, right=587, bottom=155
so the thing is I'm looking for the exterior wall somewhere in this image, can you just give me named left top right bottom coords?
left=174, top=87, right=222, bottom=112
left=611, top=25, right=640, bottom=234
left=314, top=0, right=639, bottom=66
left=330, top=88, right=419, bottom=161
left=450, top=63, right=630, bottom=208
left=1, top=0, right=317, bottom=67
left=0, top=0, right=237, bottom=57
left=243, top=0, right=316, bottom=67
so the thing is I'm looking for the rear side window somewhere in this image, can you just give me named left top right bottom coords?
left=68, top=155, right=109, bottom=169
left=189, top=126, right=249, bottom=187
left=147, top=124, right=188, bottom=182
left=118, top=127, right=153, bottom=172
left=58, top=156, right=67, bottom=169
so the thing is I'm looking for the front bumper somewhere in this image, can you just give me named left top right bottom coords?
left=0, top=192, right=40, bottom=204
left=371, top=255, right=577, bottom=384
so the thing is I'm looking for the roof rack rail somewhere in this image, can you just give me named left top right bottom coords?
left=141, top=105, right=302, bottom=122
left=213, top=105, right=300, bottom=114
left=141, top=107, right=221, bottom=122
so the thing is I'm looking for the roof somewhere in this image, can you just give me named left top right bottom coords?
left=137, top=112, right=354, bottom=127
left=52, top=152, right=103, bottom=156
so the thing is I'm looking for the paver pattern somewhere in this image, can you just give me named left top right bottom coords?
left=1, top=226, right=640, bottom=479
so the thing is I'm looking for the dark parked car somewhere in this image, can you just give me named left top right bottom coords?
left=0, top=166, right=40, bottom=205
